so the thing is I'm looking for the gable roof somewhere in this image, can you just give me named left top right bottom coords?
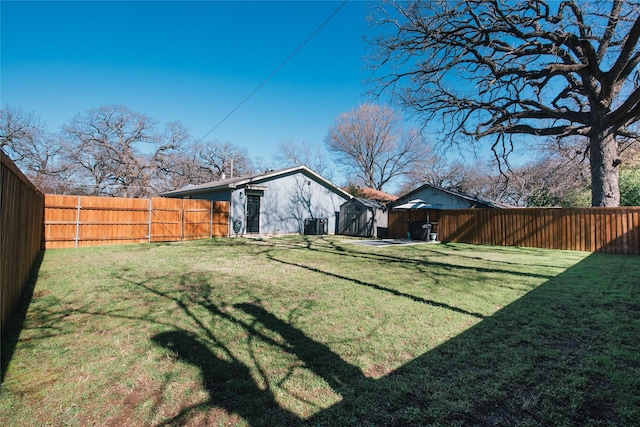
left=394, top=183, right=512, bottom=209
left=161, top=165, right=353, bottom=199
left=343, top=197, right=388, bottom=210
left=358, top=198, right=386, bottom=209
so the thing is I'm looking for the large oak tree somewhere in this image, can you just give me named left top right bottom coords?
left=371, top=0, right=640, bottom=206
left=62, top=105, right=159, bottom=197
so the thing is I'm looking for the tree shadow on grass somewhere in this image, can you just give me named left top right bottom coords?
left=267, top=236, right=560, bottom=281
left=151, top=299, right=372, bottom=426
left=265, top=253, right=487, bottom=319
left=151, top=330, right=301, bottom=426
left=309, top=252, right=640, bottom=426
left=150, top=252, right=639, bottom=426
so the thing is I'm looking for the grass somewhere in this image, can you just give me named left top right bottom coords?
left=1, top=235, right=639, bottom=426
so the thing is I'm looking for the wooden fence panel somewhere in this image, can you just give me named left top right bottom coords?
left=388, top=207, right=640, bottom=255
left=183, top=199, right=214, bottom=241
left=1, top=152, right=44, bottom=332
left=630, top=211, right=640, bottom=255
left=45, top=196, right=229, bottom=248
left=78, top=196, right=149, bottom=247
left=150, top=197, right=182, bottom=242
left=211, top=201, right=230, bottom=237
left=44, top=194, right=79, bottom=249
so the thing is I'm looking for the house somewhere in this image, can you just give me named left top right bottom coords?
left=161, top=166, right=352, bottom=236
left=388, top=183, right=510, bottom=240
left=393, top=183, right=510, bottom=211
left=338, top=198, right=389, bottom=238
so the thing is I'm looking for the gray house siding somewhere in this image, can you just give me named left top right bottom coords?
left=161, top=166, right=351, bottom=236
left=401, top=187, right=479, bottom=209
left=245, top=171, right=346, bottom=235
left=395, top=184, right=509, bottom=210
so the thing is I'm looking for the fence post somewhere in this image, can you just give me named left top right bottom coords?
left=148, top=198, right=152, bottom=243
left=74, top=196, right=81, bottom=248
left=210, top=201, right=213, bottom=239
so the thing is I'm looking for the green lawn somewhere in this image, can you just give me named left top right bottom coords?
left=1, top=236, right=639, bottom=426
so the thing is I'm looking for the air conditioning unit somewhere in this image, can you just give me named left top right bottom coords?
left=304, top=218, right=328, bottom=235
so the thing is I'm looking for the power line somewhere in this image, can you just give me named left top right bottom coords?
left=195, top=0, right=350, bottom=144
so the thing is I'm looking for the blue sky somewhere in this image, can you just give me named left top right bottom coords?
left=2, top=1, right=383, bottom=171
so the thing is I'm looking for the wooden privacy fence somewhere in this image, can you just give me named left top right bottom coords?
left=45, top=195, right=229, bottom=249
left=1, top=151, right=44, bottom=333
left=388, top=207, right=640, bottom=255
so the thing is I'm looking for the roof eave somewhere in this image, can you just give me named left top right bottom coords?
left=160, top=165, right=352, bottom=200
left=160, top=183, right=237, bottom=197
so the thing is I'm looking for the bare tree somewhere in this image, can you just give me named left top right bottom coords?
left=399, top=147, right=592, bottom=207
left=0, top=105, right=70, bottom=192
left=149, top=121, right=197, bottom=194
left=3, top=104, right=261, bottom=195
left=0, top=105, right=41, bottom=158
left=325, top=103, right=431, bottom=191
left=192, top=140, right=254, bottom=182
left=399, top=156, right=478, bottom=195
left=517, top=138, right=592, bottom=206
left=275, top=139, right=335, bottom=181
left=371, top=0, right=640, bottom=206
left=62, top=105, right=157, bottom=197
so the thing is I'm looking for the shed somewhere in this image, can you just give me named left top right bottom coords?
left=161, top=166, right=352, bottom=236
left=338, top=198, right=389, bottom=238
